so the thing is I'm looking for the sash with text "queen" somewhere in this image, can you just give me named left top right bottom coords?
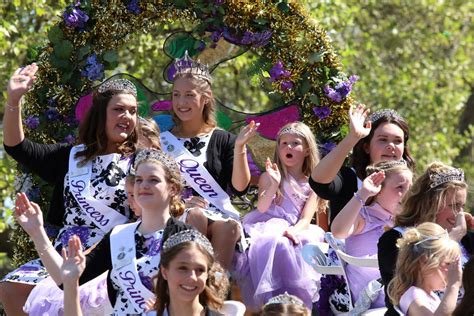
left=110, top=221, right=158, bottom=313
left=161, top=131, right=241, bottom=220
left=68, top=145, right=129, bottom=233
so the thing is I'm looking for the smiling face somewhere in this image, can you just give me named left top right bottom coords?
left=134, top=161, right=173, bottom=212
left=376, top=170, right=413, bottom=214
left=277, top=134, right=309, bottom=169
left=105, top=93, right=137, bottom=149
left=435, top=188, right=467, bottom=231
left=172, top=77, right=208, bottom=125
left=160, top=244, right=209, bottom=304
left=364, top=122, right=404, bottom=163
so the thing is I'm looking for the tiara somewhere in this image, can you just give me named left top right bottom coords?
left=133, top=149, right=180, bottom=180
left=173, top=51, right=212, bottom=84
left=376, top=160, right=407, bottom=170
left=367, top=109, right=405, bottom=124
left=265, top=292, right=305, bottom=307
left=429, top=167, right=464, bottom=188
left=97, top=78, right=137, bottom=97
left=278, top=126, right=305, bottom=138
left=162, top=229, right=214, bottom=256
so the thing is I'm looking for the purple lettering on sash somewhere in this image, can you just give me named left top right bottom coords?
left=178, top=159, right=219, bottom=198
left=118, top=270, right=147, bottom=309
left=70, top=180, right=109, bottom=227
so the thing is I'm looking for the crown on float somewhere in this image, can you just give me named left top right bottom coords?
left=173, top=51, right=212, bottom=84
left=430, top=167, right=465, bottom=188
left=162, top=229, right=214, bottom=256
left=97, top=78, right=137, bottom=97
left=265, top=292, right=305, bottom=307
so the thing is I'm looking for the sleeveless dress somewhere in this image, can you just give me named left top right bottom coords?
left=344, top=202, right=393, bottom=308
left=21, top=152, right=132, bottom=314
left=234, top=176, right=325, bottom=309
left=399, top=286, right=440, bottom=314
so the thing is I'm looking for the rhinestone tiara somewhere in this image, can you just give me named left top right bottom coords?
left=429, top=167, right=465, bottom=188
left=375, top=159, right=407, bottom=170
left=97, top=78, right=137, bottom=97
left=133, top=149, right=180, bottom=180
left=265, top=292, right=305, bottom=307
left=173, top=51, right=212, bottom=84
left=162, top=229, right=214, bottom=256
left=278, top=126, right=306, bottom=138
left=367, top=109, right=405, bottom=124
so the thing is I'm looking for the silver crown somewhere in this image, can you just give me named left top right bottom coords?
left=377, top=159, right=407, bottom=170
left=265, top=292, right=305, bottom=307
left=429, top=167, right=465, bottom=188
left=97, top=78, right=137, bottom=97
left=163, top=229, right=214, bottom=256
left=173, top=51, right=212, bottom=84
left=367, top=109, right=405, bottom=124
left=133, top=149, right=180, bottom=181
left=278, top=126, right=306, bottom=138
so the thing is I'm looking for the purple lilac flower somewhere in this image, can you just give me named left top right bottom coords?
left=240, top=31, right=253, bottom=45
left=45, top=108, right=62, bottom=121
left=59, top=226, right=90, bottom=247
left=281, top=80, right=294, bottom=91
left=139, top=271, right=153, bottom=291
left=24, top=116, right=40, bottom=129
left=313, top=106, right=331, bottom=120
left=323, top=75, right=359, bottom=103
left=81, top=53, right=104, bottom=81
left=320, top=141, right=336, bottom=156
left=197, top=41, right=206, bottom=51
left=210, top=31, right=222, bottom=42
left=251, top=30, right=272, bottom=47
left=269, top=61, right=291, bottom=83
left=63, top=134, right=76, bottom=145
left=126, top=0, right=141, bottom=14
left=323, top=85, right=342, bottom=103
left=63, top=2, right=89, bottom=29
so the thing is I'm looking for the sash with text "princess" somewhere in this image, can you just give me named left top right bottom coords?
left=110, top=221, right=158, bottom=313
left=161, top=131, right=241, bottom=220
left=68, top=145, right=129, bottom=233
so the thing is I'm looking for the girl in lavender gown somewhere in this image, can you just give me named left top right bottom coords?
left=234, top=122, right=327, bottom=310
left=331, top=159, right=413, bottom=308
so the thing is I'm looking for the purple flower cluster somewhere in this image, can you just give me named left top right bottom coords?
left=24, top=116, right=40, bottom=129
left=222, top=28, right=272, bottom=48
left=81, top=53, right=104, bottom=81
left=45, top=108, right=62, bottom=121
left=317, top=275, right=347, bottom=316
left=63, top=2, right=89, bottom=29
left=269, top=61, right=293, bottom=91
left=126, top=0, right=141, bottom=14
left=63, top=134, right=76, bottom=145
left=320, top=141, right=336, bottom=156
left=313, top=106, right=331, bottom=120
left=323, top=75, right=359, bottom=103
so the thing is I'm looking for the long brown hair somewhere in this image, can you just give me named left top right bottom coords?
left=154, top=242, right=229, bottom=315
left=76, top=89, right=138, bottom=163
left=351, top=110, right=415, bottom=179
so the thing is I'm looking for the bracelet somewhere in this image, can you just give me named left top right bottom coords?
left=6, top=103, right=20, bottom=112
left=353, top=192, right=366, bottom=205
left=35, top=243, right=53, bottom=256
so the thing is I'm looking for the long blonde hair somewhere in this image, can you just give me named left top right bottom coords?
left=172, top=73, right=217, bottom=128
left=273, top=122, right=326, bottom=213
left=394, top=162, right=467, bottom=227
left=387, top=222, right=461, bottom=305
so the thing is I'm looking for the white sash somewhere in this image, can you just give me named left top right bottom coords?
left=68, top=145, right=129, bottom=233
left=160, top=131, right=241, bottom=220
left=110, top=222, right=158, bottom=313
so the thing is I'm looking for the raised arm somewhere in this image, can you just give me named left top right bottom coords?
left=256, top=158, right=281, bottom=212
left=61, top=236, right=85, bottom=316
left=310, top=104, right=371, bottom=184
left=232, top=120, right=259, bottom=191
left=3, top=64, right=38, bottom=146
left=331, top=171, right=385, bottom=239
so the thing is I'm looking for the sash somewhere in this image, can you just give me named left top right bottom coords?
left=283, top=175, right=310, bottom=212
left=68, top=145, right=129, bottom=233
left=160, top=131, right=240, bottom=220
left=110, top=222, right=158, bottom=313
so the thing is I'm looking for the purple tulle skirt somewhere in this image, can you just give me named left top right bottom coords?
left=23, top=272, right=112, bottom=315
left=234, top=215, right=325, bottom=310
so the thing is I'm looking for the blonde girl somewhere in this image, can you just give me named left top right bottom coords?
left=234, top=122, right=326, bottom=310
left=388, top=222, right=462, bottom=315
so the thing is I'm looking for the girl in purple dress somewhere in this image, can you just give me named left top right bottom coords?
left=331, top=159, right=413, bottom=308
left=234, top=122, right=326, bottom=311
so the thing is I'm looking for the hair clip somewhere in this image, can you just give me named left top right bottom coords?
left=97, top=78, right=137, bottom=97
left=173, top=51, right=212, bottom=84
left=429, top=167, right=464, bottom=188
left=162, top=229, right=214, bottom=256
left=265, top=292, right=305, bottom=307
left=414, top=230, right=449, bottom=247
left=367, top=109, right=405, bottom=124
